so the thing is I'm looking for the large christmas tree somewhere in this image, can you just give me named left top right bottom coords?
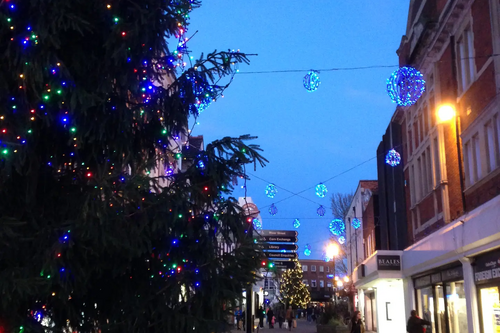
left=279, top=260, right=311, bottom=308
left=0, top=0, right=267, bottom=332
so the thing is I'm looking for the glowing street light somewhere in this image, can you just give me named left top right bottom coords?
left=437, top=104, right=456, bottom=123
left=326, top=243, right=339, bottom=259
left=336, top=280, right=343, bottom=288
left=344, top=276, right=349, bottom=283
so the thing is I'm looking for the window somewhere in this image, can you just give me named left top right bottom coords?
left=464, top=134, right=482, bottom=186
left=320, top=280, right=324, bottom=288
left=302, top=265, right=308, bottom=272
left=456, top=24, right=475, bottom=94
left=319, top=266, right=324, bottom=272
left=485, top=119, right=500, bottom=172
left=302, top=279, right=308, bottom=285
left=326, top=266, right=330, bottom=273
left=311, top=280, right=317, bottom=288
left=327, top=282, right=332, bottom=288
left=434, top=138, right=440, bottom=183
left=311, top=265, right=316, bottom=272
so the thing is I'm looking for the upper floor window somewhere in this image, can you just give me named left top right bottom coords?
left=464, top=134, right=482, bottom=186
left=326, top=266, right=330, bottom=273
left=319, top=266, right=324, bottom=272
left=311, top=265, right=316, bottom=272
left=311, top=280, right=317, bottom=288
left=319, top=280, right=325, bottom=288
left=303, top=279, right=308, bottom=285
left=456, top=23, right=475, bottom=94
left=302, top=265, right=308, bottom=272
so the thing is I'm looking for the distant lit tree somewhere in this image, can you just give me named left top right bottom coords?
left=279, top=260, right=310, bottom=308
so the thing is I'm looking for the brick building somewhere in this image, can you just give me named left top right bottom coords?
left=299, top=259, right=334, bottom=302
left=352, top=1, right=500, bottom=333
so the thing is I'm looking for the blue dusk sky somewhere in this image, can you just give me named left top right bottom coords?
left=187, top=1, right=410, bottom=260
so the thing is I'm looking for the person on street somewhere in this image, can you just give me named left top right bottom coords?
left=286, top=306, right=294, bottom=331
left=307, top=305, right=313, bottom=322
left=278, top=307, right=285, bottom=329
left=241, top=310, right=245, bottom=331
left=234, top=307, right=242, bottom=330
left=407, top=310, right=431, bottom=333
left=267, top=307, right=275, bottom=329
left=258, top=306, right=265, bottom=328
left=348, top=311, right=365, bottom=333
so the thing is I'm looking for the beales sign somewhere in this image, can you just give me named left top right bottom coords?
left=377, top=255, right=401, bottom=271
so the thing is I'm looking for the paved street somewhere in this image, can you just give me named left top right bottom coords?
left=232, top=319, right=318, bottom=333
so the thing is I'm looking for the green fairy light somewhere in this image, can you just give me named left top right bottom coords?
left=43, top=95, right=49, bottom=100
left=70, top=127, right=76, bottom=132
left=27, top=129, right=32, bottom=133
left=162, top=129, right=167, bottom=135
left=175, top=153, right=182, bottom=159
left=114, top=17, right=119, bottom=23
left=56, top=90, right=62, bottom=94
left=47, top=275, right=51, bottom=279
left=2, top=149, right=8, bottom=155
left=178, top=214, right=183, bottom=218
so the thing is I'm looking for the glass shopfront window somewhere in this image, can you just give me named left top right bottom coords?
left=446, top=282, right=468, bottom=333
left=414, top=265, right=466, bottom=333
left=474, top=250, right=500, bottom=333
left=417, top=286, right=435, bottom=333
left=479, top=287, right=500, bottom=333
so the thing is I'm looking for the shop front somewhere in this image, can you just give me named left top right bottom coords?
left=473, top=248, right=500, bottom=333
left=413, top=264, right=468, bottom=333
left=353, top=250, right=406, bottom=333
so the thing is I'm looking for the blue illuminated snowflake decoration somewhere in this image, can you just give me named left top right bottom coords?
left=385, top=149, right=401, bottom=167
left=315, top=183, right=328, bottom=198
left=323, top=252, right=332, bottom=262
left=304, top=244, right=312, bottom=256
left=303, top=71, right=321, bottom=92
left=351, top=218, right=361, bottom=230
left=293, top=218, right=301, bottom=229
left=329, top=219, right=345, bottom=236
left=253, top=218, right=262, bottom=230
left=338, top=236, right=346, bottom=245
left=387, top=66, right=426, bottom=106
left=317, top=205, right=326, bottom=217
left=269, top=203, right=278, bottom=216
left=266, top=183, right=278, bottom=198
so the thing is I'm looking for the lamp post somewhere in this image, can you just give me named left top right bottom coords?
left=326, top=242, right=339, bottom=304
left=437, top=104, right=467, bottom=212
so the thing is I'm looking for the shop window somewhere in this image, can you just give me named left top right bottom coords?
left=480, top=286, right=500, bottom=333
left=302, top=265, right=308, bottom=272
left=417, top=287, right=436, bottom=333
left=311, top=265, right=316, bottom=272
left=436, top=285, right=446, bottom=333
left=446, top=281, right=468, bottom=332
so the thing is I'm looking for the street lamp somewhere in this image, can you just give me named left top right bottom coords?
left=326, top=242, right=340, bottom=304
left=436, top=104, right=467, bottom=211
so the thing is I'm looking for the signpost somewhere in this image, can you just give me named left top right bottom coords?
left=272, top=260, right=296, bottom=269
left=259, top=236, right=298, bottom=243
left=260, top=230, right=298, bottom=237
left=257, top=244, right=298, bottom=251
left=265, top=252, right=298, bottom=259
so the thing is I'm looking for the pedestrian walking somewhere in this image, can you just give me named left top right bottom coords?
left=348, top=311, right=365, bottom=333
left=234, top=306, right=242, bottom=330
left=407, top=310, right=431, bottom=333
left=278, top=308, right=285, bottom=329
left=286, top=306, right=294, bottom=331
left=258, top=306, right=265, bottom=328
left=267, top=308, right=275, bottom=328
left=306, top=305, right=313, bottom=322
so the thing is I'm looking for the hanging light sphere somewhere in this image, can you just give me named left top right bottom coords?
left=265, top=183, right=278, bottom=198
left=386, top=66, right=426, bottom=106
left=304, top=244, right=312, bottom=256
left=315, top=183, right=328, bottom=198
left=385, top=149, right=402, bottom=167
left=293, top=218, right=301, bottom=229
left=303, top=71, right=321, bottom=92
left=253, top=218, right=262, bottom=230
left=329, top=219, right=345, bottom=236
left=268, top=203, right=278, bottom=216
left=317, top=205, right=326, bottom=217
left=351, top=218, right=361, bottom=230
left=338, top=236, right=346, bottom=245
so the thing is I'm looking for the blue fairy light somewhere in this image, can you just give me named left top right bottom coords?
left=329, top=219, right=345, bottom=236
left=317, top=205, right=326, bottom=217
left=315, top=183, right=328, bottom=198
left=265, top=184, right=278, bottom=198
left=303, top=71, right=320, bottom=92
left=387, top=66, right=426, bottom=106
left=351, top=218, right=361, bottom=229
left=253, top=218, right=262, bottom=230
left=269, top=203, right=278, bottom=216
left=385, top=149, right=401, bottom=167
left=293, top=218, right=300, bottom=229
left=338, top=236, right=346, bottom=245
